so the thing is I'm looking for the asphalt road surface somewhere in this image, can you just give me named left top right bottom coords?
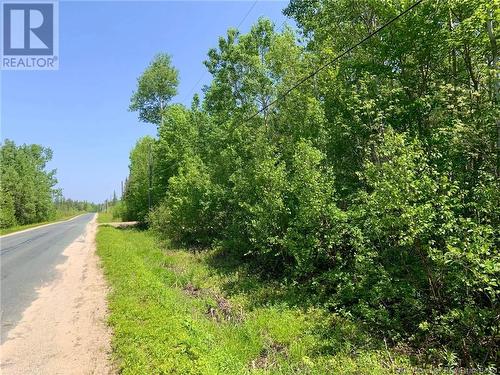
left=0, top=213, right=96, bottom=343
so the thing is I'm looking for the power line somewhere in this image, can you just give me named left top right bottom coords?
left=182, top=0, right=259, bottom=104
left=183, top=72, right=206, bottom=104
left=237, top=0, right=258, bottom=29
left=245, top=0, right=426, bottom=122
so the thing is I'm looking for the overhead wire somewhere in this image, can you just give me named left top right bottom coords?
left=244, top=0, right=426, bottom=122
left=182, top=0, right=259, bottom=104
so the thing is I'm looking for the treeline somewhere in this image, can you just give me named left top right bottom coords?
left=122, top=0, right=499, bottom=368
left=0, top=139, right=98, bottom=228
left=54, top=196, right=100, bottom=217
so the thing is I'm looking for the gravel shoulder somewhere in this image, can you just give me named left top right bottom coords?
left=1, top=214, right=113, bottom=375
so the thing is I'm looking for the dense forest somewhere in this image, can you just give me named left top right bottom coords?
left=0, top=139, right=98, bottom=229
left=122, top=0, right=498, bottom=368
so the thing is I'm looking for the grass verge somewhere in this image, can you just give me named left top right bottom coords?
left=97, top=211, right=121, bottom=224
left=0, top=212, right=86, bottom=236
left=96, top=227, right=422, bottom=374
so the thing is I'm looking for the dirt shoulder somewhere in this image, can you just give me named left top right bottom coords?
left=1, top=214, right=113, bottom=375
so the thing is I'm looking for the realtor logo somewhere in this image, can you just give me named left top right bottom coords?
left=1, top=0, right=58, bottom=70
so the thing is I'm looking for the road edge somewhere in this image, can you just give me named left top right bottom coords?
left=1, top=212, right=113, bottom=374
left=0, top=213, right=89, bottom=239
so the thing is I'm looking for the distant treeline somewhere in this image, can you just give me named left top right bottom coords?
left=0, top=139, right=98, bottom=228
left=122, top=0, right=498, bottom=368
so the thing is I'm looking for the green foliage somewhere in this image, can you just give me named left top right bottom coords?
left=98, top=201, right=125, bottom=224
left=284, top=140, right=347, bottom=276
left=129, top=53, right=179, bottom=125
left=0, top=141, right=100, bottom=231
left=338, top=130, right=498, bottom=363
left=97, top=226, right=417, bottom=374
left=153, top=104, right=203, bottom=203
left=225, top=136, right=288, bottom=264
left=122, top=1, right=499, bottom=368
left=54, top=195, right=100, bottom=217
left=111, top=200, right=126, bottom=220
left=0, top=186, right=16, bottom=228
left=0, top=139, right=57, bottom=227
left=122, top=136, right=155, bottom=222
left=149, top=155, right=218, bottom=247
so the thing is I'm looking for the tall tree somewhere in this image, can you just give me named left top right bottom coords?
left=122, top=136, right=155, bottom=222
left=125, top=3, right=498, bottom=366
left=129, top=53, right=179, bottom=125
left=0, top=140, right=58, bottom=226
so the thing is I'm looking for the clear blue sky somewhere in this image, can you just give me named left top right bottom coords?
left=1, top=0, right=290, bottom=203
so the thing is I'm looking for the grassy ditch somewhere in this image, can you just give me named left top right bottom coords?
left=95, top=226, right=425, bottom=374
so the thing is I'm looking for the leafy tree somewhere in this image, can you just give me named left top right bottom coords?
left=0, top=186, right=16, bottom=228
left=122, top=136, right=155, bottom=222
left=149, top=155, right=218, bottom=246
left=129, top=53, right=179, bottom=125
left=123, top=2, right=499, bottom=366
left=153, top=104, right=201, bottom=203
left=0, top=140, right=57, bottom=226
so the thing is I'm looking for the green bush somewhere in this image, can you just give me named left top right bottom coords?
left=227, top=140, right=289, bottom=264
left=340, top=129, right=499, bottom=363
left=284, top=140, right=348, bottom=276
left=0, top=188, right=17, bottom=228
left=124, top=2, right=499, bottom=367
left=149, top=155, right=219, bottom=247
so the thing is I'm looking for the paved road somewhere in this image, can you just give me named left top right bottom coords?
left=0, top=213, right=96, bottom=343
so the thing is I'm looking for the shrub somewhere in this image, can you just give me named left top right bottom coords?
left=333, top=129, right=499, bottom=364
left=149, top=155, right=219, bottom=247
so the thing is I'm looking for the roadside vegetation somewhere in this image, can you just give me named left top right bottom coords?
left=97, top=226, right=421, bottom=374
left=97, top=202, right=125, bottom=224
left=97, top=212, right=118, bottom=224
left=0, top=139, right=99, bottom=232
left=111, top=0, right=497, bottom=371
left=0, top=212, right=83, bottom=236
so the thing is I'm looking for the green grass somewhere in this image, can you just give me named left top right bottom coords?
left=96, top=227, right=422, bottom=374
left=0, top=212, right=85, bottom=236
left=97, top=211, right=121, bottom=224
